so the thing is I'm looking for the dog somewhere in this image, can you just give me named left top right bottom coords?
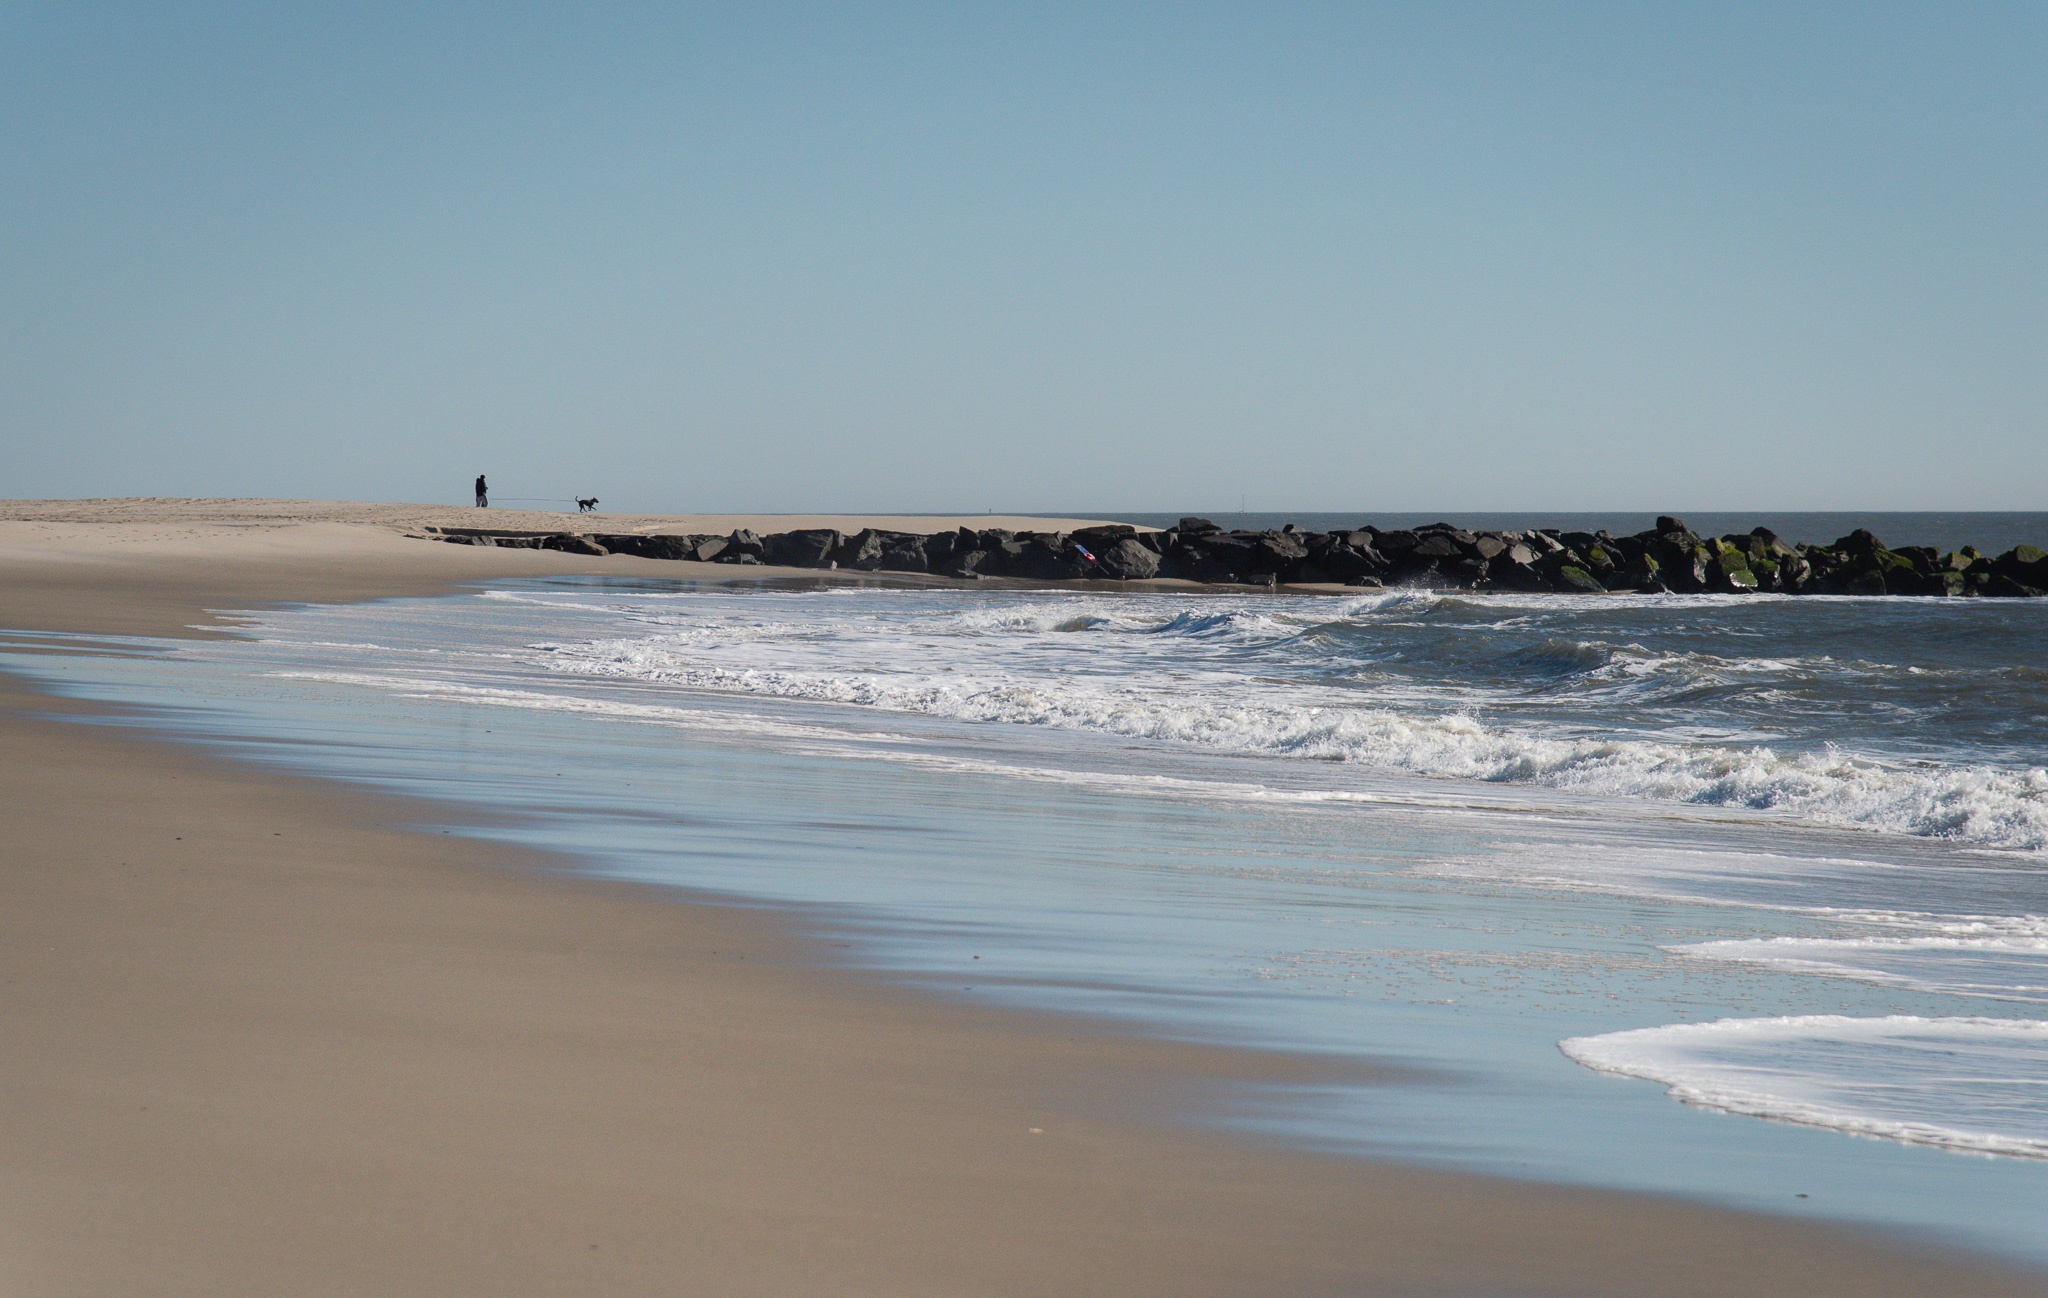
left=576, top=497, right=599, bottom=513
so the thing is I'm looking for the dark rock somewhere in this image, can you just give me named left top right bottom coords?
left=1165, top=549, right=1242, bottom=584
left=1193, top=532, right=1263, bottom=571
left=765, top=529, right=839, bottom=567
left=879, top=539, right=930, bottom=572
left=1987, top=574, right=2047, bottom=598
left=942, top=549, right=991, bottom=578
left=922, top=531, right=960, bottom=563
left=1005, top=538, right=1087, bottom=580
left=595, top=534, right=657, bottom=558
left=596, top=518, right=2036, bottom=596
left=1310, top=542, right=1385, bottom=583
left=540, top=533, right=608, bottom=556
left=1991, top=545, right=2048, bottom=589
left=832, top=529, right=889, bottom=570
left=1096, top=538, right=1160, bottom=580
left=1555, top=565, right=1604, bottom=594
left=1709, top=554, right=1758, bottom=593
left=1071, top=524, right=1138, bottom=551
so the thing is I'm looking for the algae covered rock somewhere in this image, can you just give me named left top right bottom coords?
left=1555, top=565, right=1605, bottom=594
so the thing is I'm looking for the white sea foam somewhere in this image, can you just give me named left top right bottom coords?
left=1560, top=1015, right=2048, bottom=1158
left=515, top=591, right=2048, bottom=850
left=1671, top=915, right=2048, bottom=1003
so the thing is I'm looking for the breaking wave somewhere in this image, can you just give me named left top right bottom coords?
left=520, top=589, right=2048, bottom=850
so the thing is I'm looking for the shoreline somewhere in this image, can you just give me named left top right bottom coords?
left=4, top=512, right=2045, bottom=1294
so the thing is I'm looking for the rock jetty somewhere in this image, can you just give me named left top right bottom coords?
left=426, top=515, right=2048, bottom=597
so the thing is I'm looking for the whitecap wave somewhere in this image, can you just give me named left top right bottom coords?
left=529, top=605, right=2048, bottom=850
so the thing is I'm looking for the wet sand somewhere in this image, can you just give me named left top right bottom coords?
left=2, top=502, right=2042, bottom=1296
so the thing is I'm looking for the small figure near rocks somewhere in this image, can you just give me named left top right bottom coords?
left=577, top=497, right=599, bottom=513
left=474, top=474, right=488, bottom=508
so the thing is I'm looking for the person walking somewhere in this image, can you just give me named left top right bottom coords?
left=474, top=474, right=488, bottom=508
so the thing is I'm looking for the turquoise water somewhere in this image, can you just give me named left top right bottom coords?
left=7, top=575, right=2047, bottom=1264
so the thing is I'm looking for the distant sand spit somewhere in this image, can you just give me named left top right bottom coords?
left=0, top=495, right=1121, bottom=537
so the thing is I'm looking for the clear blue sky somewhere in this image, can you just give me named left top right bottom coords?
left=4, top=3, right=2043, bottom=512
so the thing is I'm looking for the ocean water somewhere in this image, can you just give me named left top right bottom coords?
left=8, top=577, right=2047, bottom=1261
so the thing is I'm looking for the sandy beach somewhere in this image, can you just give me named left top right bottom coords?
left=3, top=502, right=2043, bottom=1296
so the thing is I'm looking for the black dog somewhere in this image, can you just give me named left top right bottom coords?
left=576, top=497, right=599, bottom=513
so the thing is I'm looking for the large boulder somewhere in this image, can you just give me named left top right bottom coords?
left=1708, top=541, right=1757, bottom=593
left=725, top=529, right=766, bottom=557
left=595, top=534, right=665, bottom=559
left=921, top=530, right=961, bottom=565
left=1095, top=538, right=1160, bottom=580
left=879, top=538, right=931, bottom=572
left=1838, top=568, right=1888, bottom=596
left=1303, top=540, right=1384, bottom=583
left=831, top=529, right=889, bottom=570
left=941, top=549, right=991, bottom=578
left=1193, top=533, right=1267, bottom=573
left=1991, top=545, right=2048, bottom=591
left=1987, top=574, right=2048, bottom=598
left=1007, top=538, right=1087, bottom=580
left=1555, top=565, right=1605, bottom=594
left=1162, top=546, right=1242, bottom=584
left=765, top=529, right=839, bottom=567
